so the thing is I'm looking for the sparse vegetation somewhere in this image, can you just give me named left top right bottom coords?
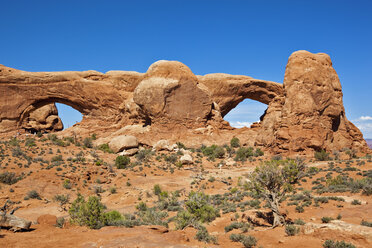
left=246, top=158, right=306, bottom=227
left=361, top=220, right=372, bottom=227
left=285, top=224, right=300, bottom=236
left=26, top=190, right=41, bottom=200
left=98, top=143, right=113, bottom=153
left=230, top=137, right=240, bottom=148
left=315, top=150, right=330, bottom=161
left=115, top=155, right=130, bottom=169
left=230, top=233, right=257, bottom=248
left=0, top=171, right=23, bottom=185
left=69, top=194, right=106, bottom=229
left=323, top=240, right=356, bottom=248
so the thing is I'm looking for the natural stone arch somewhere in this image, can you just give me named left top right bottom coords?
left=0, top=51, right=369, bottom=154
left=19, top=97, right=87, bottom=124
left=197, top=74, right=283, bottom=117
left=0, top=65, right=144, bottom=132
left=19, top=98, right=89, bottom=132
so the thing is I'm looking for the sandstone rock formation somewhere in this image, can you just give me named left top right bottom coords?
left=256, top=51, right=367, bottom=153
left=0, top=50, right=369, bottom=155
left=21, top=103, right=63, bottom=132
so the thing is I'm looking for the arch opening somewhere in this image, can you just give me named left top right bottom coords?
left=223, top=99, right=267, bottom=128
left=55, top=103, right=83, bottom=130
left=20, top=99, right=84, bottom=133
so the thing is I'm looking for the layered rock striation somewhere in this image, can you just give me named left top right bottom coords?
left=0, top=50, right=368, bottom=154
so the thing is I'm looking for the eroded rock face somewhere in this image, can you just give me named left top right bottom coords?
left=134, top=61, right=213, bottom=125
left=21, top=103, right=63, bottom=132
left=0, top=50, right=369, bottom=155
left=257, top=51, right=368, bottom=153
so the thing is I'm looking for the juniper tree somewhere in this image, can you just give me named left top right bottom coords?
left=246, top=158, right=306, bottom=227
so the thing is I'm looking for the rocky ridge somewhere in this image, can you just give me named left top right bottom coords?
left=0, top=50, right=368, bottom=155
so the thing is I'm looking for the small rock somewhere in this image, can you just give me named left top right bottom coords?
left=153, top=140, right=171, bottom=151
left=180, top=148, right=191, bottom=155
left=225, top=158, right=236, bottom=166
left=119, top=148, right=139, bottom=156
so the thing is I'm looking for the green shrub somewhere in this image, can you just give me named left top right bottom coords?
left=254, top=148, right=264, bottom=157
left=294, top=219, right=306, bottom=225
left=234, top=147, right=254, bottom=162
left=63, top=179, right=72, bottom=189
left=153, top=184, right=162, bottom=196
left=361, top=220, right=372, bottom=227
left=83, top=137, right=93, bottom=148
left=25, top=138, right=36, bottom=147
left=55, top=217, right=65, bottom=228
left=362, top=182, right=372, bottom=196
left=136, top=202, right=148, bottom=212
left=27, top=190, right=41, bottom=200
left=115, top=155, right=130, bottom=169
left=135, top=149, right=153, bottom=162
left=0, top=171, right=23, bottom=185
left=214, top=146, right=225, bottom=158
left=315, top=150, right=330, bottom=161
left=12, top=147, right=24, bottom=157
left=195, top=225, right=218, bottom=244
left=224, top=221, right=251, bottom=233
left=48, top=134, right=58, bottom=141
left=175, top=210, right=195, bottom=230
left=208, top=176, right=215, bottom=182
left=230, top=137, right=240, bottom=148
left=164, top=154, right=178, bottom=163
left=69, top=194, right=106, bottom=229
left=103, top=210, right=124, bottom=225
left=351, top=199, right=361, bottom=205
left=9, top=137, right=20, bottom=146
left=285, top=224, right=300, bottom=236
left=201, top=145, right=225, bottom=160
left=109, top=187, right=117, bottom=194
left=345, top=149, right=357, bottom=159
left=51, top=155, right=63, bottom=162
left=185, top=191, right=219, bottom=223
left=230, top=233, right=257, bottom=248
left=136, top=207, right=168, bottom=227
left=54, top=194, right=70, bottom=206
left=98, top=143, right=113, bottom=153
left=321, top=216, right=334, bottom=223
left=323, top=240, right=356, bottom=248
left=295, top=205, right=304, bottom=213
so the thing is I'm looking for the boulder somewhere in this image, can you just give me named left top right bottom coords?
left=109, top=135, right=139, bottom=153
left=119, top=148, right=139, bottom=156
left=180, top=154, right=193, bottom=164
left=225, top=158, right=236, bottom=166
left=301, top=220, right=372, bottom=239
left=153, top=140, right=171, bottom=151
left=21, top=103, right=63, bottom=132
left=133, top=60, right=213, bottom=124
left=37, top=214, right=57, bottom=226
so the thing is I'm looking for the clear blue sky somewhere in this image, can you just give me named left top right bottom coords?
left=1, top=1, right=371, bottom=138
